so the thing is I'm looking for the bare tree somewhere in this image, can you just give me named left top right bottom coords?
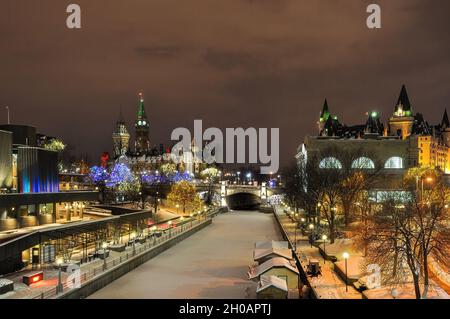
left=404, top=168, right=450, bottom=297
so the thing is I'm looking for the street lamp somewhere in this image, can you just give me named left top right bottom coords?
left=322, top=235, right=328, bottom=264
left=343, top=252, right=350, bottom=292
left=56, top=257, right=63, bottom=293
left=176, top=204, right=179, bottom=213
left=190, top=213, right=193, bottom=227
left=131, top=231, right=136, bottom=255
left=308, top=224, right=315, bottom=248
left=168, top=220, right=173, bottom=237
left=102, top=242, right=108, bottom=270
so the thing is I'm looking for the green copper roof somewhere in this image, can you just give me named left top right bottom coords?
left=320, top=98, right=331, bottom=122
left=137, top=93, right=148, bottom=121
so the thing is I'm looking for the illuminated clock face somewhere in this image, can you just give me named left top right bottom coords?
left=138, top=120, right=142, bottom=125
left=142, top=121, right=146, bottom=125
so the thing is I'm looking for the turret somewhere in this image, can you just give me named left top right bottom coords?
left=389, top=85, right=414, bottom=139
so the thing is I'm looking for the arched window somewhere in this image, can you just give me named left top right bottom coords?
left=352, top=157, right=375, bottom=169
left=319, top=157, right=343, bottom=169
left=384, top=157, right=403, bottom=169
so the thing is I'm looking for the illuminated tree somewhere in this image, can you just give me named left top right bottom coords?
left=106, top=163, right=134, bottom=188
left=167, top=181, right=202, bottom=213
left=160, top=163, right=177, bottom=177
left=89, top=166, right=109, bottom=184
left=44, top=139, right=66, bottom=152
left=201, top=167, right=220, bottom=204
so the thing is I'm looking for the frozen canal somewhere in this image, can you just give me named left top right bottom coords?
left=89, top=210, right=282, bottom=299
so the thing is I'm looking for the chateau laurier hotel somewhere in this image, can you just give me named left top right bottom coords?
left=297, top=85, right=450, bottom=197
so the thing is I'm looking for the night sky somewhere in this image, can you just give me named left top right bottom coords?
left=1, top=0, right=450, bottom=168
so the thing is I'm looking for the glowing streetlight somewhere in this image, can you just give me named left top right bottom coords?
left=343, top=252, right=350, bottom=292
left=309, top=224, right=315, bottom=248
left=322, top=235, right=328, bottom=264
left=56, top=257, right=63, bottom=293
left=102, top=242, right=108, bottom=270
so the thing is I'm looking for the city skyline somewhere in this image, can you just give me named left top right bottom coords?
left=2, top=1, right=450, bottom=166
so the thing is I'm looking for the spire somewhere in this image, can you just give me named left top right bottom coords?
left=442, top=108, right=450, bottom=128
left=394, top=84, right=412, bottom=116
left=137, top=92, right=147, bottom=120
left=320, top=98, right=331, bottom=122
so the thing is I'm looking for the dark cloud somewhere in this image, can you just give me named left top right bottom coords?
left=135, top=45, right=182, bottom=58
left=203, top=50, right=263, bottom=72
left=0, top=0, right=450, bottom=168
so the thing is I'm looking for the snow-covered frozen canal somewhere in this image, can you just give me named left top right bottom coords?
left=89, top=210, right=282, bottom=299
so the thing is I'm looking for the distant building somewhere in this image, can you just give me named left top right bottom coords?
left=298, top=85, right=450, bottom=196
left=112, top=108, right=130, bottom=158
left=110, top=93, right=201, bottom=175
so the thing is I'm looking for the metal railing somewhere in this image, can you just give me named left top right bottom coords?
left=31, top=216, right=211, bottom=299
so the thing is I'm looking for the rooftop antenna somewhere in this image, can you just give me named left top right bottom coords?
left=5, top=106, right=10, bottom=124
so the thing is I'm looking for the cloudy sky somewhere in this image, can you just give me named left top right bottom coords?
left=1, top=0, right=450, bottom=168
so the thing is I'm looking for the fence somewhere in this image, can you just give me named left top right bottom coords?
left=31, top=216, right=211, bottom=299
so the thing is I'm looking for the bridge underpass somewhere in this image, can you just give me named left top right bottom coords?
left=225, top=193, right=261, bottom=210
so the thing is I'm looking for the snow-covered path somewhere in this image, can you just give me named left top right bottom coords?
left=89, top=210, right=282, bottom=299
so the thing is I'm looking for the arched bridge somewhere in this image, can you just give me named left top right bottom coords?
left=196, top=183, right=284, bottom=209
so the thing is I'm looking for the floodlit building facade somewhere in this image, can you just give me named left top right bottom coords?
left=297, top=85, right=450, bottom=199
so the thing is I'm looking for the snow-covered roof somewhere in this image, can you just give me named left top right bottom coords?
left=256, top=275, right=288, bottom=293
left=253, top=248, right=293, bottom=261
left=248, top=257, right=299, bottom=279
left=254, top=240, right=289, bottom=250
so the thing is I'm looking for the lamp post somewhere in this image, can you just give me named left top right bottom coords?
left=131, top=231, right=136, bottom=255
left=190, top=213, right=193, bottom=227
left=322, top=235, right=327, bottom=264
left=56, top=257, right=63, bottom=294
left=294, top=221, right=298, bottom=252
left=308, top=224, right=314, bottom=248
left=300, top=218, right=306, bottom=235
left=176, top=204, right=179, bottom=214
left=316, top=203, right=321, bottom=225
left=168, top=220, right=173, bottom=237
left=343, top=252, right=350, bottom=292
left=102, top=242, right=107, bottom=270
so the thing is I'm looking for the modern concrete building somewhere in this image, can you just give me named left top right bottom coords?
left=0, top=124, right=99, bottom=231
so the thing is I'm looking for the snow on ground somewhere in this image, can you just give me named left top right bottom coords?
left=89, top=210, right=283, bottom=299
left=363, top=283, right=449, bottom=299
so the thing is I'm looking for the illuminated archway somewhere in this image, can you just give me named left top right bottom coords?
left=352, top=157, right=375, bottom=169
left=319, top=157, right=343, bottom=169
left=384, top=157, right=403, bottom=169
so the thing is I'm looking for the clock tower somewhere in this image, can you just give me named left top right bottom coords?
left=135, top=92, right=150, bottom=155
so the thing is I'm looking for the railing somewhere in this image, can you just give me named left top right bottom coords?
left=31, top=216, right=211, bottom=299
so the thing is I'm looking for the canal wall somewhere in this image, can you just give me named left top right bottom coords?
left=59, top=219, right=212, bottom=299
left=272, top=209, right=317, bottom=299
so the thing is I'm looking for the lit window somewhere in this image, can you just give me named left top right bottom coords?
left=319, top=157, right=343, bottom=169
left=351, top=157, right=375, bottom=169
left=384, top=157, right=403, bottom=169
